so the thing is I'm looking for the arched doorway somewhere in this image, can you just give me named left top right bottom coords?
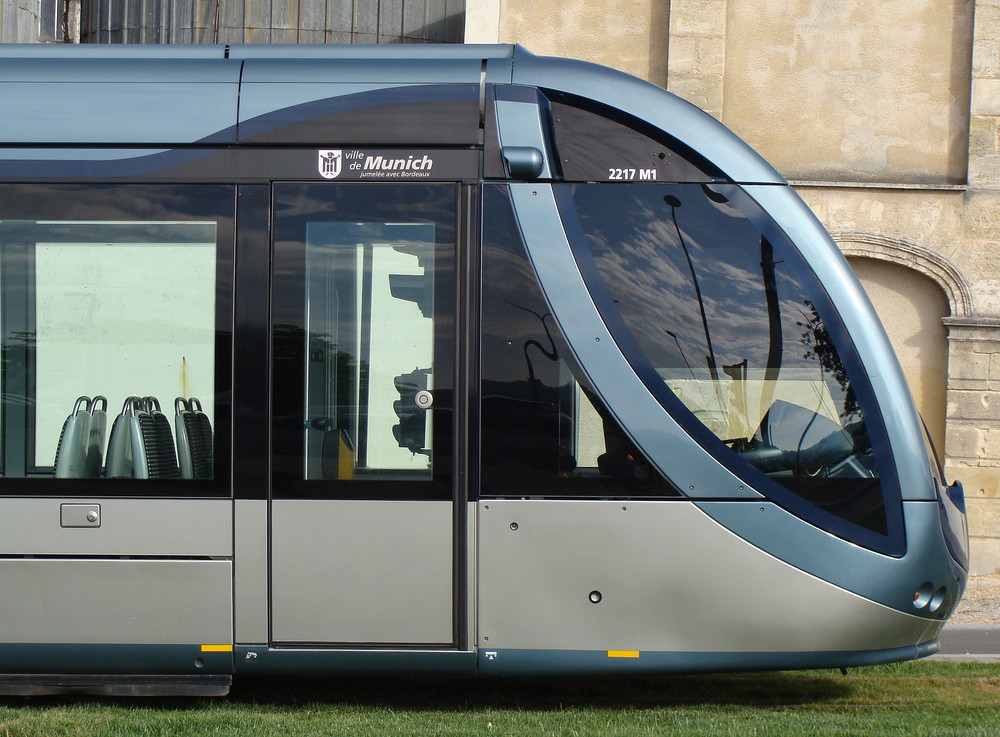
left=847, top=256, right=950, bottom=456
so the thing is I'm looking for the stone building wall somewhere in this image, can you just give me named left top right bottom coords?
left=465, top=0, right=670, bottom=84
left=467, top=0, right=1000, bottom=572
left=0, top=0, right=41, bottom=42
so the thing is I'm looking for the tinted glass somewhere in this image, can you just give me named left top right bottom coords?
left=480, top=185, right=680, bottom=498
left=271, top=183, right=455, bottom=500
left=0, top=184, right=232, bottom=494
left=545, top=91, right=725, bottom=183
left=556, top=182, right=901, bottom=549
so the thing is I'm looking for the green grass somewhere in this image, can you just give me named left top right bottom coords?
left=0, top=661, right=997, bottom=736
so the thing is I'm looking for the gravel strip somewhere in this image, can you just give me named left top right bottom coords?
left=951, top=575, right=1000, bottom=625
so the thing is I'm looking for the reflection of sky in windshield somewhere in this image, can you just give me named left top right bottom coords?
left=569, top=183, right=852, bottom=413
left=566, top=184, right=890, bottom=538
left=574, top=185, right=828, bottom=369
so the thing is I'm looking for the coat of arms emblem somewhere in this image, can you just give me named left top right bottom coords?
left=318, top=150, right=342, bottom=179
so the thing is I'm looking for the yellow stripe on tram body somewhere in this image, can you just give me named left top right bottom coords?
left=200, top=644, right=234, bottom=652
left=607, top=650, right=640, bottom=659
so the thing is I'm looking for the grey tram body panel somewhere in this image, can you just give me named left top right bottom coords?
left=0, top=44, right=968, bottom=693
left=269, top=500, right=454, bottom=645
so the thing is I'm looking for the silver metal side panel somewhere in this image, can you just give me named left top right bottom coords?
left=0, top=498, right=232, bottom=557
left=0, top=59, right=240, bottom=144
left=478, top=500, right=935, bottom=653
left=270, top=500, right=453, bottom=644
left=240, top=58, right=484, bottom=84
left=0, top=44, right=228, bottom=59
left=0, top=559, right=232, bottom=645
left=234, top=499, right=268, bottom=644
left=465, top=502, right=478, bottom=647
left=229, top=44, right=515, bottom=61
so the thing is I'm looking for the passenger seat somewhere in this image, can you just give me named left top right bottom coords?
left=105, top=396, right=180, bottom=479
left=175, top=397, right=213, bottom=479
left=54, top=395, right=107, bottom=478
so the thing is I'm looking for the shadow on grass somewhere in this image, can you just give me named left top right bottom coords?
left=219, top=672, right=855, bottom=710
left=0, top=672, right=856, bottom=711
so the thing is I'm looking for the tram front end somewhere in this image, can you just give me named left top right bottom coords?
left=475, top=48, right=968, bottom=674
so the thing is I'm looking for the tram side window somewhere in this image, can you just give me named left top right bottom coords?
left=480, top=185, right=679, bottom=498
left=0, top=185, right=231, bottom=489
left=543, top=90, right=726, bottom=183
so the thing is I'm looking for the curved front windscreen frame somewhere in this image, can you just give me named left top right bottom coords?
left=552, top=183, right=905, bottom=556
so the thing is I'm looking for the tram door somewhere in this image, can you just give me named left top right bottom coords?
left=269, top=183, right=458, bottom=645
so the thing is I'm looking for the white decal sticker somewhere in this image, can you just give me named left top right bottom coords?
left=318, top=149, right=343, bottom=179
left=607, top=167, right=657, bottom=181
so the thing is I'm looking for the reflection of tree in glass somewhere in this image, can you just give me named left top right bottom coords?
left=506, top=301, right=558, bottom=401
left=796, top=301, right=858, bottom=416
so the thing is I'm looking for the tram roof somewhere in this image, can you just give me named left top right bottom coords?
left=0, top=43, right=782, bottom=184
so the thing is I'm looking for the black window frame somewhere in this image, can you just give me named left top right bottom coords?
left=0, top=183, right=235, bottom=498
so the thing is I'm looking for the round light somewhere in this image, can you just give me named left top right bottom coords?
left=913, top=583, right=934, bottom=609
left=929, top=587, right=948, bottom=613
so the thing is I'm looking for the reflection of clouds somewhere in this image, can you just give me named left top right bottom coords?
left=573, top=183, right=855, bottom=414
left=0, top=184, right=236, bottom=232
left=577, top=185, right=772, bottom=371
left=482, top=244, right=563, bottom=385
left=276, top=185, right=456, bottom=229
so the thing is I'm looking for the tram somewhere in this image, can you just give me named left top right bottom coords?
left=0, top=43, right=967, bottom=695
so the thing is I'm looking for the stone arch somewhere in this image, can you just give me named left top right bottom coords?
left=843, top=249, right=950, bottom=455
left=830, top=230, right=974, bottom=318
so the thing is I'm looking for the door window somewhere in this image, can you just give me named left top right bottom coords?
left=271, top=183, right=456, bottom=500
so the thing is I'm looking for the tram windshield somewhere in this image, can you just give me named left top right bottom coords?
left=557, top=183, right=900, bottom=547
